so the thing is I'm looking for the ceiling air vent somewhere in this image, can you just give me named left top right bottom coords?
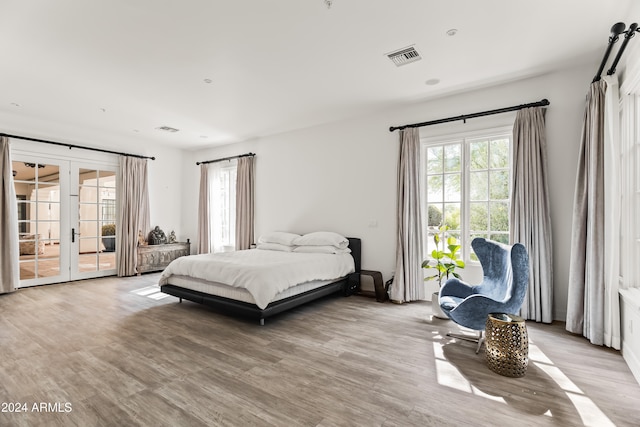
left=386, top=46, right=422, bottom=67
left=156, top=126, right=180, bottom=133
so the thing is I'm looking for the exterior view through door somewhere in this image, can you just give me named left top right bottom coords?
left=12, top=157, right=117, bottom=286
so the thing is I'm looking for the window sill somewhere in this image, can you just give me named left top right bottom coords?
left=620, top=288, right=640, bottom=308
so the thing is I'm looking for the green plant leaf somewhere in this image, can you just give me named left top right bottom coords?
left=432, top=250, right=444, bottom=259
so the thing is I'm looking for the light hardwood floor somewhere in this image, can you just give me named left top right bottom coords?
left=1, top=274, right=639, bottom=427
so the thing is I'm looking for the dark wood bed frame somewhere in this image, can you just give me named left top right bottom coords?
left=160, top=237, right=362, bottom=325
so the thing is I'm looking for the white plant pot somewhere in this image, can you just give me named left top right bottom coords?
left=432, top=291, right=449, bottom=319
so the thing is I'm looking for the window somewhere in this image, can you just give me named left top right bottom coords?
left=620, top=92, right=640, bottom=289
left=423, top=128, right=511, bottom=261
left=209, top=160, right=237, bottom=252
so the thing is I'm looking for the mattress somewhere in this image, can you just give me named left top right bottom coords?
left=165, top=275, right=341, bottom=305
left=159, top=248, right=355, bottom=309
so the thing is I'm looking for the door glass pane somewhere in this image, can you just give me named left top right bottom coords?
left=14, top=161, right=61, bottom=280
left=78, top=167, right=117, bottom=272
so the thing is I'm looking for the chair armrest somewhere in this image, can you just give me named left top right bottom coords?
left=440, top=278, right=474, bottom=299
left=448, top=294, right=507, bottom=331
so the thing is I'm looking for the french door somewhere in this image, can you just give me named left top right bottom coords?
left=13, top=155, right=118, bottom=287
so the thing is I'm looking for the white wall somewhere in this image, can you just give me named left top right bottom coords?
left=146, top=145, right=185, bottom=241
left=182, top=61, right=594, bottom=321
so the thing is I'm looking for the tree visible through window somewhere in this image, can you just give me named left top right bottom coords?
left=423, top=129, right=511, bottom=261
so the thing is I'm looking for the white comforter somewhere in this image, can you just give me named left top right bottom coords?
left=158, top=249, right=355, bottom=309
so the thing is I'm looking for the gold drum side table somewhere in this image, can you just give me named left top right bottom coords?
left=485, top=313, right=528, bottom=377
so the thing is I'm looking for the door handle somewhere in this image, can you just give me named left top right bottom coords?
left=72, top=228, right=81, bottom=242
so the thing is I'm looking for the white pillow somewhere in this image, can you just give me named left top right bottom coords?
left=257, top=232, right=301, bottom=246
left=293, top=231, right=349, bottom=249
left=256, top=242, right=295, bottom=252
left=293, top=245, right=351, bottom=254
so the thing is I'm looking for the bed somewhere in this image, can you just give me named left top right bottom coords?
left=159, top=234, right=361, bottom=324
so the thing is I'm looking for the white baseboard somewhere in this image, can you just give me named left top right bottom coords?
left=620, top=288, right=640, bottom=386
left=622, top=340, right=640, bottom=386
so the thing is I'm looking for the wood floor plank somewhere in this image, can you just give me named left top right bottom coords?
left=1, top=274, right=640, bottom=426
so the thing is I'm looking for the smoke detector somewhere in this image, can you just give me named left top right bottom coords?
left=386, top=46, right=422, bottom=67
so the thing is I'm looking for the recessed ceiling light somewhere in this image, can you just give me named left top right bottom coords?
left=425, top=78, right=440, bottom=86
left=133, top=129, right=140, bottom=133
left=10, top=102, right=21, bottom=107
left=204, top=78, right=212, bottom=84
left=199, top=135, right=208, bottom=138
left=100, top=108, right=107, bottom=113
left=446, top=28, right=458, bottom=36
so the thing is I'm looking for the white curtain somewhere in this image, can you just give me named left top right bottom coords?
left=235, top=156, right=255, bottom=250
left=603, top=75, right=621, bottom=349
left=197, top=164, right=210, bottom=254
left=0, top=136, right=19, bottom=293
left=510, top=107, right=553, bottom=323
left=567, top=79, right=620, bottom=348
left=117, top=156, right=150, bottom=277
left=210, top=159, right=237, bottom=253
left=391, top=128, right=424, bottom=303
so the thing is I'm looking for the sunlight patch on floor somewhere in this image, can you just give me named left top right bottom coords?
left=434, top=358, right=472, bottom=393
left=131, top=285, right=169, bottom=300
left=434, top=338, right=615, bottom=425
left=564, top=392, right=616, bottom=427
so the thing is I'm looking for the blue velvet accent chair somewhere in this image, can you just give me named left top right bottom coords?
left=439, top=238, right=529, bottom=353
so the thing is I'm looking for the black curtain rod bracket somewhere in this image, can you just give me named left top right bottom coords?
left=607, top=22, right=639, bottom=77
left=196, top=152, right=255, bottom=166
left=1, top=132, right=155, bottom=160
left=593, top=22, right=627, bottom=83
left=389, top=99, right=550, bottom=132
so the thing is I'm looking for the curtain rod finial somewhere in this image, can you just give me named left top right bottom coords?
left=612, top=22, right=626, bottom=35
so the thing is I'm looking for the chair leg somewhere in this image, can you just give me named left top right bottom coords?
left=475, top=331, right=485, bottom=354
left=446, top=330, right=484, bottom=353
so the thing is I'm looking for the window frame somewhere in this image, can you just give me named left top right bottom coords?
left=421, top=125, right=513, bottom=264
left=208, top=160, right=238, bottom=253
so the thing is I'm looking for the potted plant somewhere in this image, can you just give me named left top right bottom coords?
left=101, top=223, right=116, bottom=252
left=422, top=225, right=465, bottom=319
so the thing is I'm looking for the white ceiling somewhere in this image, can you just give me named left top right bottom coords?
left=0, top=0, right=637, bottom=150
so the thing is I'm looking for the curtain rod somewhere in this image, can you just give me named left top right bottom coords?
left=196, top=152, right=255, bottom=165
left=593, top=22, right=627, bottom=83
left=1, top=132, right=155, bottom=160
left=606, top=22, right=638, bottom=78
left=389, top=99, right=550, bottom=132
